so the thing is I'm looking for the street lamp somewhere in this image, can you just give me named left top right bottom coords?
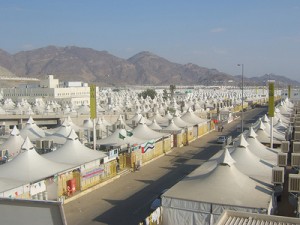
left=237, top=64, right=244, bottom=133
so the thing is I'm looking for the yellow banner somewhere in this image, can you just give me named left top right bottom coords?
left=90, top=84, right=97, bottom=119
left=288, top=85, right=291, bottom=98
left=268, top=81, right=275, bottom=117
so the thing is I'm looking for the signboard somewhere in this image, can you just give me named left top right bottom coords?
left=90, top=84, right=97, bottom=119
left=268, top=81, right=275, bottom=117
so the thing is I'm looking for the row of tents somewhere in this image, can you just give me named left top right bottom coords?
left=159, top=98, right=295, bottom=225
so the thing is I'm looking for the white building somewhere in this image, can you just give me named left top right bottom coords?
left=2, top=75, right=96, bottom=107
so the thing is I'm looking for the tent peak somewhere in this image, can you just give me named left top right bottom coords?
left=21, top=137, right=35, bottom=151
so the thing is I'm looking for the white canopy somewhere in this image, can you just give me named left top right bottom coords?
left=246, top=127, right=279, bottom=164
left=230, top=135, right=273, bottom=186
left=148, top=119, right=163, bottom=130
left=181, top=108, right=207, bottom=125
left=0, top=137, right=72, bottom=183
left=162, top=148, right=273, bottom=225
left=0, top=126, right=24, bottom=158
left=96, top=128, right=145, bottom=147
left=19, top=117, right=46, bottom=141
left=163, top=119, right=182, bottom=132
left=43, top=130, right=107, bottom=165
left=131, top=122, right=167, bottom=140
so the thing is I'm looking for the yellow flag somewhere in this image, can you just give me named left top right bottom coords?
left=90, top=84, right=97, bottom=119
left=268, top=81, right=275, bottom=117
left=288, top=85, right=291, bottom=98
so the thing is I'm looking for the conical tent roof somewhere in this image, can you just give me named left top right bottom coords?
left=132, top=122, right=167, bottom=140
left=163, top=119, right=182, bottom=132
left=231, top=135, right=273, bottom=186
left=148, top=119, right=163, bottom=130
left=126, top=113, right=152, bottom=126
left=172, top=113, right=193, bottom=128
left=148, top=110, right=169, bottom=125
left=0, top=126, right=24, bottom=158
left=163, top=148, right=272, bottom=210
left=246, top=127, right=279, bottom=164
left=19, top=116, right=46, bottom=141
left=273, top=118, right=287, bottom=133
left=96, top=128, right=145, bottom=147
left=0, top=137, right=72, bottom=183
left=66, top=116, right=82, bottom=132
left=180, top=107, right=207, bottom=125
left=43, top=130, right=107, bottom=165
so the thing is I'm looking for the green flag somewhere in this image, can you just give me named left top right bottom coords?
left=126, top=131, right=133, bottom=137
left=119, top=133, right=125, bottom=140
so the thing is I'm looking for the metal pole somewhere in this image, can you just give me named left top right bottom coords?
left=237, top=64, right=244, bottom=133
left=241, top=64, right=244, bottom=133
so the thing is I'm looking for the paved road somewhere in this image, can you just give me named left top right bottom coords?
left=64, top=107, right=268, bottom=225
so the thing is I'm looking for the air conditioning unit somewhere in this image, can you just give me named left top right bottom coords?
left=43, top=140, right=53, bottom=149
left=292, top=153, right=300, bottom=167
left=272, top=167, right=285, bottom=184
left=288, top=174, right=300, bottom=192
left=277, top=153, right=287, bottom=167
left=281, top=141, right=290, bottom=153
left=294, top=142, right=300, bottom=153
left=35, top=140, right=43, bottom=149
left=295, top=132, right=300, bottom=141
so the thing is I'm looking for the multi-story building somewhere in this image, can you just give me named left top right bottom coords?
left=2, top=75, right=96, bottom=106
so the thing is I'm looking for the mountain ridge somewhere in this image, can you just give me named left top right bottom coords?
left=0, top=46, right=298, bottom=86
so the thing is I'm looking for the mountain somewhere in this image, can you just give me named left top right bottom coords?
left=0, top=46, right=298, bottom=86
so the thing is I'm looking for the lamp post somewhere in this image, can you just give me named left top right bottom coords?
left=237, top=64, right=244, bottom=133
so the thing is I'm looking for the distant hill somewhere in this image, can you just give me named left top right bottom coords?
left=0, top=46, right=298, bottom=86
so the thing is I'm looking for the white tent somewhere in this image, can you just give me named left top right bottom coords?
left=246, top=127, right=279, bottom=164
left=162, top=148, right=274, bottom=225
left=163, top=119, right=182, bottom=132
left=43, top=130, right=107, bottom=165
left=0, top=137, right=72, bottom=183
left=230, top=134, right=273, bottom=186
left=131, top=121, right=167, bottom=140
left=96, top=128, right=145, bottom=148
left=20, top=117, right=46, bottom=141
left=148, top=110, right=169, bottom=125
left=0, top=126, right=24, bottom=158
left=181, top=108, right=207, bottom=125
left=126, top=113, right=152, bottom=126
left=148, top=119, right=163, bottom=130
left=46, top=120, right=73, bottom=143
left=261, top=115, right=285, bottom=141
left=172, top=113, right=193, bottom=128
left=255, top=120, right=282, bottom=145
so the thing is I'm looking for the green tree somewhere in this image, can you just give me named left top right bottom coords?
left=162, top=89, right=168, bottom=100
left=138, top=89, right=157, bottom=100
left=170, top=84, right=176, bottom=98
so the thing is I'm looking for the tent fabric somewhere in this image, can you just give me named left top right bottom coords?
left=96, top=128, right=145, bottom=147
left=255, top=121, right=282, bottom=145
left=131, top=122, right=167, bottom=140
left=163, top=120, right=182, bottom=132
left=162, top=149, right=272, bottom=225
left=148, top=110, right=169, bottom=125
left=172, top=115, right=194, bottom=128
left=181, top=108, right=207, bottom=125
left=0, top=126, right=24, bottom=157
left=19, top=117, right=46, bottom=141
left=0, top=137, right=72, bottom=183
left=0, top=177, right=28, bottom=193
left=246, top=127, right=279, bottom=164
left=43, top=130, right=107, bottom=165
left=148, top=119, right=163, bottom=130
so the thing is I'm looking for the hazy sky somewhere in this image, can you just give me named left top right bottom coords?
left=1, top=0, right=299, bottom=81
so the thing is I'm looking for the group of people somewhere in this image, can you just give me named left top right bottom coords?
left=218, top=125, right=224, bottom=132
